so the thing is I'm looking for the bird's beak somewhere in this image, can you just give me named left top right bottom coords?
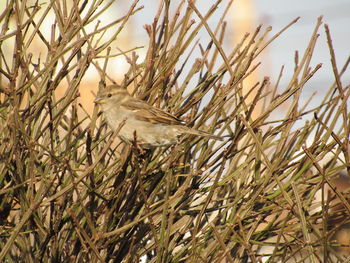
left=94, top=97, right=105, bottom=104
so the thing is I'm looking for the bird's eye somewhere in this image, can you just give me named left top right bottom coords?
left=107, top=93, right=112, bottom=98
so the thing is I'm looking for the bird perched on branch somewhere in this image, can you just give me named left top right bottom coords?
left=94, top=84, right=222, bottom=148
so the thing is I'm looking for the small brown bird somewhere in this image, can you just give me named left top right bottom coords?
left=94, top=84, right=222, bottom=148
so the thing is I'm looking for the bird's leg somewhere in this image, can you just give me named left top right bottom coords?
left=131, top=130, right=147, bottom=157
left=131, top=131, right=142, bottom=153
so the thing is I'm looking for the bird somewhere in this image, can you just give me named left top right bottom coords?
left=94, top=84, right=223, bottom=148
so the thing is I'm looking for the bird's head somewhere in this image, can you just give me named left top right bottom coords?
left=94, top=84, right=130, bottom=106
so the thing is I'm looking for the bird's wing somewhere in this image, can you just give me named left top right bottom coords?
left=120, top=98, right=182, bottom=125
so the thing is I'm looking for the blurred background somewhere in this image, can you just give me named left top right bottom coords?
left=255, top=0, right=350, bottom=99
left=89, top=0, right=350, bottom=85
left=2, top=0, right=349, bottom=112
left=79, top=0, right=350, bottom=113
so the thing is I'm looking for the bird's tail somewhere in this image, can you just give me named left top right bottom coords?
left=182, top=127, right=223, bottom=141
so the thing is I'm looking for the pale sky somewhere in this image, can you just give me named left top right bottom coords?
left=125, top=0, right=350, bottom=90
left=256, top=0, right=350, bottom=86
